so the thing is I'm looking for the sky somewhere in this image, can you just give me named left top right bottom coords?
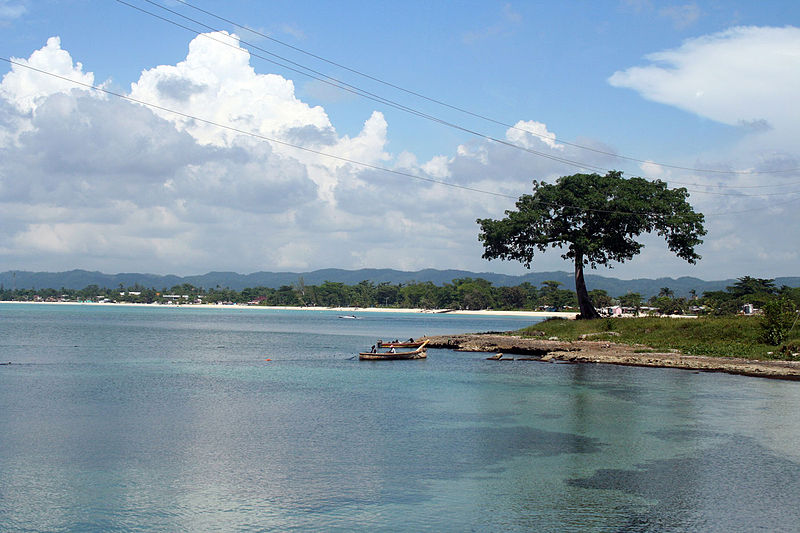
left=1, top=0, right=799, bottom=281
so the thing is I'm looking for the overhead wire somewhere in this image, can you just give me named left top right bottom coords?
left=2, top=56, right=797, bottom=218
left=164, top=0, right=800, bottom=179
left=0, top=57, right=514, bottom=200
left=115, top=0, right=610, bottom=174
left=118, top=0, right=800, bottom=188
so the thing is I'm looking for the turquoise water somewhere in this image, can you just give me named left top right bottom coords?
left=1, top=303, right=799, bottom=532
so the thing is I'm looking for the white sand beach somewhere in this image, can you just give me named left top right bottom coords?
left=1, top=300, right=575, bottom=319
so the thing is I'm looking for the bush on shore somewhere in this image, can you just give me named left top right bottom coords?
left=522, top=315, right=800, bottom=360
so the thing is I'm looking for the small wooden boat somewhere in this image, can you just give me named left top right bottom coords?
left=377, top=339, right=425, bottom=348
left=359, top=340, right=429, bottom=360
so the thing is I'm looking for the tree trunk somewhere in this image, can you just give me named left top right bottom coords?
left=574, top=255, right=600, bottom=319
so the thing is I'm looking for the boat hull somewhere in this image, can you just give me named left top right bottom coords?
left=359, top=340, right=429, bottom=360
left=358, top=351, right=427, bottom=360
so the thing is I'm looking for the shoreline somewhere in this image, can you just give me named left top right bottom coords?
left=422, top=333, right=800, bottom=381
left=0, top=300, right=576, bottom=319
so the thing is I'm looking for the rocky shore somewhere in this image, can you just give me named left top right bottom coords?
left=422, top=333, right=800, bottom=380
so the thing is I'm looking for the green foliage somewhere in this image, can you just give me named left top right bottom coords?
left=6, top=276, right=797, bottom=324
left=649, top=296, right=688, bottom=315
left=617, top=292, right=643, bottom=310
left=700, top=276, right=783, bottom=315
left=778, top=342, right=800, bottom=361
left=477, top=171, right=705, bottom=319
left=1, top=277, right=577, bottom=311
left=589, top=289, right=613, bottom=309
left=477, top=172, right=706, bottom=269
left=522, top=315, right=782, bottom=359
left=728, top=276, right=776, bottom=298
left=778, top=286, right=800, bottom=308
left=759, top=298, right=798, bottom=345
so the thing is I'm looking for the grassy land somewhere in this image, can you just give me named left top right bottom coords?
left=520, top=316, right=800, bottom=360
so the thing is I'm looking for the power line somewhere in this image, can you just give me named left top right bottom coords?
left=0, top=57, right=513, bottom=199
left=119, top=0, right=800, bottom=185
left=115, top=0, right=609, bottom=174
left=2, top=57, right=796, bottom=218
left=163, top=0, right=800, bottom=178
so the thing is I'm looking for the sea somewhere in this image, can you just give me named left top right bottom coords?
left=1, top=303, right=799, bottom=532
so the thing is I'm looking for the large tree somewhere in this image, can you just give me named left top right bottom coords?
left=477, top=171, right=706, bottom=319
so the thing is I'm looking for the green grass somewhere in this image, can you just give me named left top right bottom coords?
left=520, top=316, right=800, bottom=360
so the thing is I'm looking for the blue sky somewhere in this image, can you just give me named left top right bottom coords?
left=2, top=0, right=800, bottom=281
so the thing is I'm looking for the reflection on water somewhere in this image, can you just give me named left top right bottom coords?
left=1, top=304, right=799, bottom=531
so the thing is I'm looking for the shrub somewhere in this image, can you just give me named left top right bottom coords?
left=778, top=342, right=800, bottom=361
left=760, top=298, right=799, bottom=345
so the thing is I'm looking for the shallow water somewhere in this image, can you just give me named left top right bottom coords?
left=1, top=303, right=799, bottom=531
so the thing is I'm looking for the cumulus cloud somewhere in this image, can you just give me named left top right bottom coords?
left=505, top=120, right=564, bottom=151
left=2, top=28, right=799, bottom=279
left=0, top=36, right=96, bottom=113
left=129, top=31, right=331, bottom=147
left=2, top=31, right=512, bottom=274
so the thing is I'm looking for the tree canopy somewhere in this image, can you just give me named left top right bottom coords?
left=477, top=171, right=706, bottom=319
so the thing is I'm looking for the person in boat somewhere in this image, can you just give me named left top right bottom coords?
left=389, top=347, right=396, bottom=353
left=370, top=345, right=377, bottom=353
left=408, top=338, right=414, bottom=342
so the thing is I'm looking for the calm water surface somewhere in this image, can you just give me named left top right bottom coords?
left=1, top=303, right=799, bottom=532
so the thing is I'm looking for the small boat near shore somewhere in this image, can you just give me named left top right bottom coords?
left=377, top=339, right=425, bottom=348
left=359, top=340, right=429, bottom=360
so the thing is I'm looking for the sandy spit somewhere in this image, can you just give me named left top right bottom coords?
left=422, top=333, right=800, bottom=381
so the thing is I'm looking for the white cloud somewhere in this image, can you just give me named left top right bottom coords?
left=129, top=31, right=331, bottom=148
left=1, top=29, right=799, bottom=279
left=0, top=36, right=95, bottom=113
left=128, top=32, right=392, bottom=203
left=609, top=26, right=800, bottom=139
left=505, top=120, right=564, bottom=151
left=639, top=160, right=668, bottom=178
left=421, top=155, right=452, bottom=179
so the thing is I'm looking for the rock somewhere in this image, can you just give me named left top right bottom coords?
left=579, top=331, right=621, bottom=339
left=421, top=333, right=800, bottom=380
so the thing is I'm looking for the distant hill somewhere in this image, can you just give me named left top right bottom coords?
left=2, top=268, right=799, bottom=299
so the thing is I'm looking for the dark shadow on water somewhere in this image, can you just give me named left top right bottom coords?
left=538, top=413, right=564, bottom=420
left=567, top=436, right=800, bottom=531
left=337, top=424, right=606, bottom=508
left=646, top=427, right=727, bottom=443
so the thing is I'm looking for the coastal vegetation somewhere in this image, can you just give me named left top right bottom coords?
left=3, top=273, right=799, bottom=361
left=0, top=277, right=579, bottom=310
left=2, top=275, right=799, bottom=316
left=477, top=171, right=706, bottom=319
left=521, top=314, right=800, bottom=361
